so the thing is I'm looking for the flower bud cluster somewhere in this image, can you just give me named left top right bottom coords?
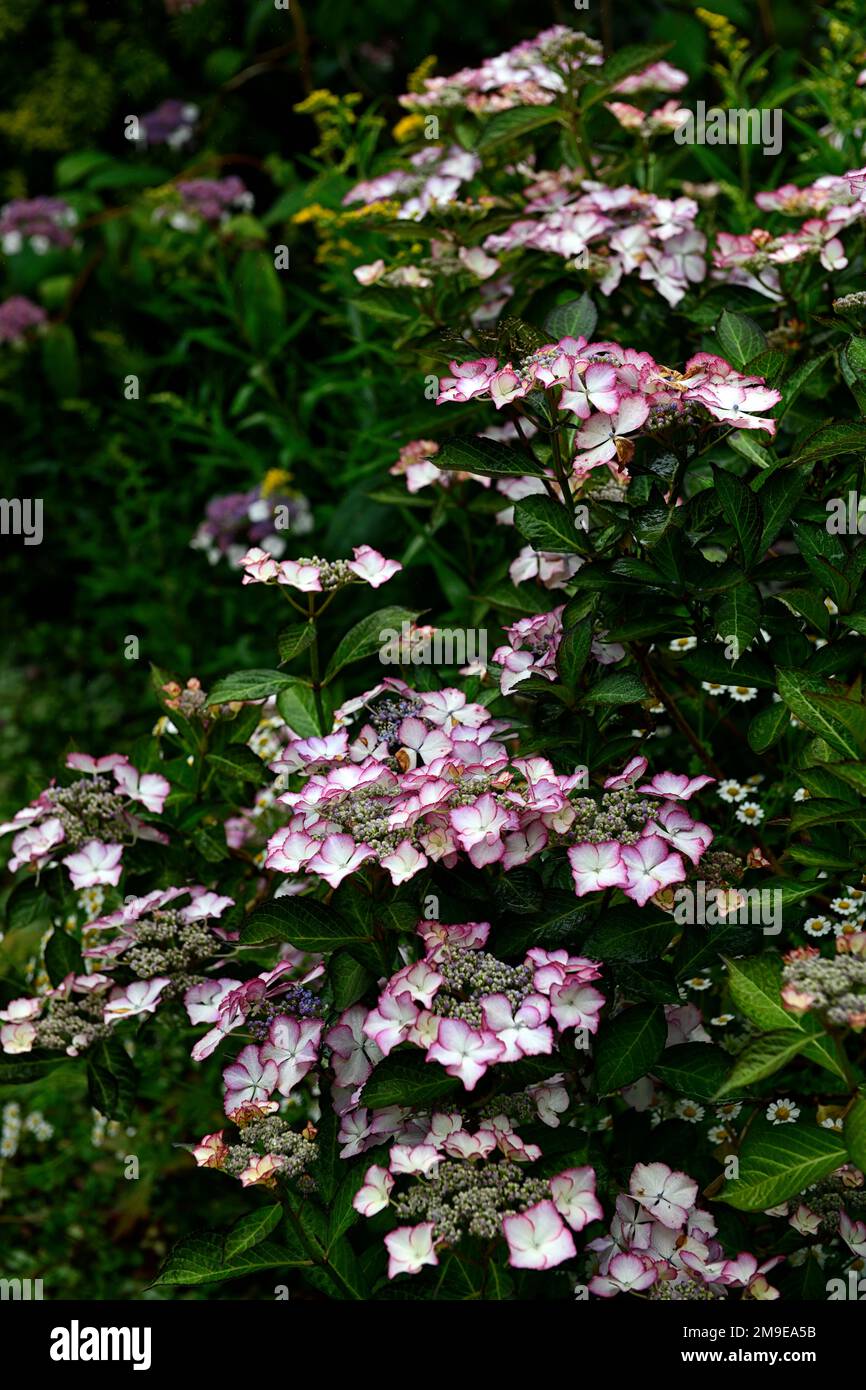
left=568, top=789, right=659, bottom=848
left=220, top=1117, right=318, bottom=1182
left=124, top=909, right=214, bottom=984
left=393, top=1159, right=551, bottom=1244
left=782, top=950, right=866, bottom=1028
left=34, top=994, right=109, bottom=1056
left=432, top=946, right=533, bottom=1027
left=46, top=778, right=129, bottom=849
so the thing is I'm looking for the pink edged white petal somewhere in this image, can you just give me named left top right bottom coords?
left=620, top=835, right=686, bottom=906
left=426, top=1017, right=505, bottom=1090
left=384, top=1222, right=439, bottom=1279
left=62, top=840, right=124, bottom=889
left=347, top=545, right=402, bottom=588
left=550, top=1166, right=604, bottom=1231
left=502, top=1199, right=577, bottom=1270
left=353, top=1164, right=394, bottom=1216
left=568, top=840, right=629, bottom=895
left=222, top=1044, right=279, bottom=1116
left=629, top=1161, right=698, bottom=1229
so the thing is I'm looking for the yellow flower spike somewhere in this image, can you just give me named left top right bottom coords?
left=393, top=113, right=426, bottom=143
left=261, top=468, right=292, bottom=496
left=294, top=89, right=339, bottom=116
left=407, top=55, right=438, bottom=95
left=292, top=203, right=336, bottom=225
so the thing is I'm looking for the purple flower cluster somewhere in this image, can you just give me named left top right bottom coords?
left=0, top=197, right=77, bottom=255
left=0, top=295, right=45, bottom=344
left=190, top=480, right=313, bottom=567
left=137, top=99, right=199, bottom=148
left=169, top=176, right=254, bottom=228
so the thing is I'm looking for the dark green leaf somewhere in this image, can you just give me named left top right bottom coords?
left=241, top=899, right=370, bottom=953
left=747, top=702, right=790, bottom=753
left=153, top=1234, right=308, bottom=1287
left=714, top=469, right=763, bottom=570
left=324, top=607, right=418, bottom=681
left=845, top=1097, right=866, bottom=1173
left=436, top=436, right=545, bottom=478
left=595, top=1004, right=666, bottom=1093
left=793, top=420, right=866, bottom=466
left=543, top=293, right=598, bottom=342
left=652, top=1043, right=730, bottom=1101
left=206, top=669, right=296, bottom=704
left=716, top=310, right=767, bottom=370
left=582, top=672, right=648, bottom=704
left=276, top=682, right=324, bottom=738
left=5, top=879, right=54, bottom=931
left=714, top=582, right=761, bottom=661
left=477, top=104, right=561, bottom=150
left=720, top=1122, right=847, bottom=1211
left=206, top=746, right=267, bottom=783
left=715, top=1030, right=814, bottom=1095
left=278, top=623, right=316, bottom=662
left=556, top=619, right=593, bottom=689
left=87, top=1036, right=138, bottom=1120
left=362, top=1052, right=460, bottom=1108
left=44, top=929, right=84, bottom=987
left=224, top=1205, right=282, bottom=1259
left=513, top=496, right=589, bottom=553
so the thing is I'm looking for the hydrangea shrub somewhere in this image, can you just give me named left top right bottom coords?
left=4, top=11, right=866, bottom=1303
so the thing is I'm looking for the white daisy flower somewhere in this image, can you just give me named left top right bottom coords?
left=684, top=976, right=712, bottom=991
left=710, top=1013, right=735, bottom=1026
left=803, top=916, right=832, bottom=938
left=736, top=801, right=764, bottom=825
left=767, top=1099, right=800, bottom=1125
left=831, top=896, right=858, bottom=916
left=729, top=686, right=758, bottom=703
left=701, top=681, right=727, bottom=694
left=669, top=636, right=697, bottom=652
left=833, top=919, right=861, bottom=938
left=717, top=779, right=747, bottom=803
left=793, top=787, right=810, bottom=802
left=708, top=1125, right=731, bottom=1145
left=674, top=1099, right=705, bottom=1123
left=716, top=1101, right=742, bottom=1119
